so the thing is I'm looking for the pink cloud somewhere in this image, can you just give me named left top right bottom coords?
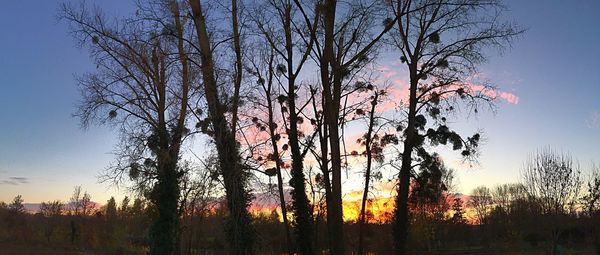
left=377, top=65, right=520, bottom=105
left=499, top=91, right=519, bottom=104
left=468, top=84, right=520, bottom=105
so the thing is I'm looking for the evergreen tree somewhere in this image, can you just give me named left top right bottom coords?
left=451, top=197, right=465, bottom=224
left=106, top=197, right=117, bottom=220
left=120, top=196, right=130, bottom=217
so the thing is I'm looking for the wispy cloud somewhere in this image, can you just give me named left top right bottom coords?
left=587, top=111, right=600, bottom=129
left=469, top=84, right=520, bottom=105
left=499, top=91, right=519, bottom=104
left=377, top=65, right=520, bottom=106
left=0, top=176, right=29, bottom=185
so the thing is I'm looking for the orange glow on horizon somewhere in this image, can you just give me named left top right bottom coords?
left=246, top=190, right=478, bottom=225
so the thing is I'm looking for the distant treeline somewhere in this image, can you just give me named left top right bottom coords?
left=1, top=150, right=599, bottom=254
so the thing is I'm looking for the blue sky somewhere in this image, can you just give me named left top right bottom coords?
left=0, top=0, right=599, bottom=203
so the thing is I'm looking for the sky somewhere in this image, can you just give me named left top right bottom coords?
left=0, top=0, right=599, bottom=204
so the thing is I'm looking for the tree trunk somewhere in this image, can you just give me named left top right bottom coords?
left=319, top=1, right=345, bottom=254
left=317, top=115, right=335, bottom=251
left=288, top=108, right=315, bottom=254
left=283, top=3, right=315, bottom=253
left=358, top=93, right=378, bottom=255
left=275, top=161, right=293, bottom=255
left=188, top=1, right=254, bottom=253
left=149, top=154, right=180, bottom=255
left=325, top=105, right=345, bottom=255
left=393, top=70, right=419, bottom=255
left=230, top=0, right=242, bottom=133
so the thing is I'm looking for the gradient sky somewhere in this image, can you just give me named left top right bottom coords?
left=1, top=0, right=599, bottom=204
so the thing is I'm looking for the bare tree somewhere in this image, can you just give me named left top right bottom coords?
left=69, top=186, right=94, bottom=217
left=492, top=183, right=526, bottom=215
left=67, top=185, right=94, bottom=245
left=248, top=1, right=321, bottom=253
left=355, top=88, right=398, bottom=254
left=315, top=1, right=396, bottom=253
left=40, top=200, right=64, bottom=243
left=521, top=148, right=582, bottom=254
left=186, top=0, right=255, bottom=253
left=582, top=164, right=600, bottom=216
left=522, top=148, right=582, bottom=215
left=386, top=0, right=522, bottom=253
left=469, top=186, right=492, bottom=225
left=244, top=45, right=294, bottom=253
left=582, top=164, right=600, bottom=255
left=8, top=195, right=25, bottom=215
left=61, top=1, right=195, bottom=253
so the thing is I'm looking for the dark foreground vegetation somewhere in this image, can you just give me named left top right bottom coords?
left=2, top=150, right=599, bottom=254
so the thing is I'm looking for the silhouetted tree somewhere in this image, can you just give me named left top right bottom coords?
left=249, top=1, right=321, bottom=252
left=386, top=1, right=522, bottom=253
left=186, top=0, right=255, bottom=253
left=315, top=1, right=395, bottom=253
left=522, top=148, right=582, bottom=215
left=61, top=2, right=195, bottom=252
left=39, top=200, right=63, bottom=243
left=357, top=91, right=380, bottom=255
left=119, top=196, right=130, bottom=217
left=470, top=186, right=493, bottom=225
left=244, top=46, right=294, bottom=253
left=450, top=197, right=466, bottom=224
left=131, top=198, right=145, bottom=216
left=69, top=186, right=93, bottom=217
left=106, top=197, right=117, bottom=220
left=67, top=186, right=93, bottom=244
left=582, top=165, right=600, bottom=254
left=5, top=195, right=26, bottom=232
left=8, top=195, right=25, bottom=215
left=522, top=148, right=582, bottom=254
left=177, top=158, right=219, bottom=255
left=583, top=168, right=600, bottom=215
left=408, top=165, right=454, bottom=251
left=356, top=89, right=398, bottom=254
left=103, top=197, right=118, bottom=247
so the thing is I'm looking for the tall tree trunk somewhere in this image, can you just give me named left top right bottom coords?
left=188, top=1, right=254, bottom=254
left=326, top=83, right=345, bottom=255
left=316, top=108, right=334, bottom=251
left=282, top=3, right=315, bottom=254
left=393, top=68, right=419, bottom=255
left=148, top=4, right=191, bottom=254
left=319, top=0, right=345, bottom=253
left=147, top=113, right=182, bottom=255
left=319, top=0, right=345, bottom=254
left=230, top=0, right=242, bottom=132
left=358, top=93, right=378, bottom=255
left=288, top=105, right=315, bottom=255
left=150, top=151, right=180, bottom=255
left=275, top=158, right=293, bottom=255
